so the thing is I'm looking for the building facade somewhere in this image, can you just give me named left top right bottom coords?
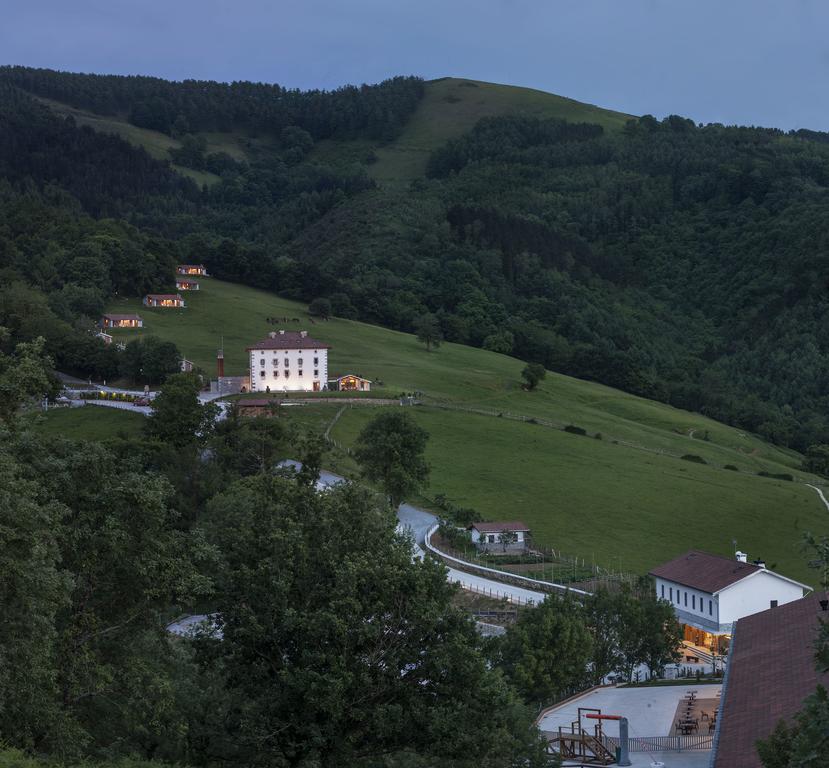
left=175, top=278, right=200, bottom=291
left=101, top=313, right=143, bottom=328
left=247, top=330, right=330, bottom=393
left=176, top=264, right=208, bottom=276
left=468, top=521, right=531, bottom=553
left=650, top=550, right=809, bottom=653
left=144, top=294, right=186, bottom=308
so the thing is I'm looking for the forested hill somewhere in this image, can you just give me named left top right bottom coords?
left=3, top=66, right=829, bottom=452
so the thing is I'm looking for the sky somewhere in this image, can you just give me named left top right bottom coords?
left=3, top=0, right=829, bottom=131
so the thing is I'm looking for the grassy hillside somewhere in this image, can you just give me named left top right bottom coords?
left=27, top=405, right=145, bottom=441
left=105, top=277, right=826, bottom=581
left=318, top=77, right=634, bottom=186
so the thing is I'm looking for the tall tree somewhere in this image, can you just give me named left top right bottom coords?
left=414, top=312, right=443, bottom=352
left=145, top=372, right=218, bottom=447
left=354, top=410, right=429, bottom=509
left=200, top=474, right=547, bottom=767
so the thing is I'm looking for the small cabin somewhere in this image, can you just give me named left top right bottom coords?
left=101, top=313, right=143, bottom=329
left=179, top=358, right=194, bottom=373
left=176, top=264, right=208, bottom=276
left=329, top=374, right=372, bottom=392
left=468, top=521, right=531, bottom=554
left=144, top=294, right=186, bottom=308
left=96, top=331, right=114, bottom=345
left=175, top=278, right=200, bottom=291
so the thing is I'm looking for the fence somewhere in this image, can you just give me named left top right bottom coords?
left=604, top=734, right=713, bottom=752
left=449, top=579, right=540, bottom=606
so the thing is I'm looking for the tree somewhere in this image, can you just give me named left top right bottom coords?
left=495, top=594, right=592, bottom=705
left=584, top=589, right=625, bottom=684
left=521, top=362, right=546, bottom=391
left=120, top=336, right=181, bottom=385
left=498, top=528, right=518, bottom=552
left=637, top=581, right=682, bottom=678
left=145, top=372, right=218, bottom=447
left=200, top=474, right=548, bottom=767
left=353, top=410, right=429, bottom=509
left=308, top=297, right=332, bottom=319
left=414, top=312, right=443, bottom=352
left=804, top=444, right=829, bottom=478
left=0, top=333, right=55, bottom=427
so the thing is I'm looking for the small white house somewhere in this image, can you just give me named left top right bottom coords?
left=247, top=330, right=330, bottom=393
left=469, top=521, right=531, bottom=554
left=649, top=550, right=810, bottom=654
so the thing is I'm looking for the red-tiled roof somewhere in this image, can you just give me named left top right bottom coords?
left=247, top=332, right=330, bottom=350
left=649, top=550, right=762, bottom=594
left=146, top=294, right=184, bottom=300
left=470, top=521, right=531, bottom=533
left=713, top=592, right=829, bottom=768
left=103, top=313, right=142, bottom=320
left=177, top=264, right=205, bottom=268
left=176, top=278, right=199, bottom=283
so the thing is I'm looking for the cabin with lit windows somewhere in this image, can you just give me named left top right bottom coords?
left=649, top=549, right=810, bottom=656
left=247, top=330, right=330, bottom=392
left=143, top=294, right=186, bottom=308
left=175, top=278, right=200, bottom=291
left=329, top=374, right=371, bottom=392
left=176, top=264, right=208, bottom=276
left=101, top=313, right=143, bottom=328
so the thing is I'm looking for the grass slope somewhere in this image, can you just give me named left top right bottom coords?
left=105, top=277, right=826, bottom=581
left=27, top=405, right=145, bottom=441
left=365, top=77, right=634, bottom=185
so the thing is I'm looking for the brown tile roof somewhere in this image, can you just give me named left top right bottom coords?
left=103, top=313, right=142, bottom=320
left=713, top=592, right=829, bottom=768
left=146, top=294, right=184, bottom=300
left=247, top=332, right=330, bottom=351
left=649, top=550, right=762, bottom=594
left=470, top=521, right=531, bottom=534
left=177, top=264, right=205, bottom=269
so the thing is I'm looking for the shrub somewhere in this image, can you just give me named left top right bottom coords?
left=723, top=464, right=739, bottom=471
left=758, top=471, right=794, bottom=482
left=681, top=454, right=707, bottom=464
left=594, top=432, right=603, bottom=440
left=564, top=424, right=587, bottom=436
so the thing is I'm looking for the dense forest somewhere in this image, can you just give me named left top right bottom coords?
left=3, top=67, right=829, bottom=450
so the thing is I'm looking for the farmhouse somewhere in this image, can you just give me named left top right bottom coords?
left=329, top=374, right=371, bottom=392
left=175, top=278, right=200, bottom=291
left=712, top=592, right=828, bottom=768
left=649, top=550, right=810, bottom=655
left=247, top=330, right=330, bottom=393
left=101, top=313, right=143, bottom=328
left=95, top=331, right=113, bottom=345
left=176, top=264, right=208, bottom=276
left=469, top=521, right=531, bottom=553
left=144, top=293, right=186, bottom=308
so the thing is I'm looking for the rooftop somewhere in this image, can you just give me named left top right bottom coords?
left=103, top=313, right=142, bottom=320
left=146, top=293, right=184, bottom=300
left=470, top=521, right=531, bottom=533
left=649, top=550, right=763, bottom=594
left=248, top=331, right=330, bottom=350
left=713, top=592, right=829, bottom=768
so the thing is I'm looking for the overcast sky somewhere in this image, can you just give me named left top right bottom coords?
left=4, top=0, right=829, bottom=130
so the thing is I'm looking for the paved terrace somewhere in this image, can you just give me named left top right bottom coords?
left=538, top=683, right=721, bottom=768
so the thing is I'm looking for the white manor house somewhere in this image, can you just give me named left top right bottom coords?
left=247, top=330, right=330, bottom=393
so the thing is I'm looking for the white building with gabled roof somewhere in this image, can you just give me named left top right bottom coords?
left=649, top=549, right=811, bottom=654
left=247, top=330, right=330, bottom=392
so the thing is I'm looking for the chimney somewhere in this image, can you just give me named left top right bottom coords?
left=735, top=551, right=747, bottom=563
left=217, top=348, right=224, bottom=379
left=279, top=329, right=285, bottom=335
left=300, top=330, right=307, bottom=338
left=753, top=558, right=766, bottom=569
left=269, top=331, right=277, bottom=339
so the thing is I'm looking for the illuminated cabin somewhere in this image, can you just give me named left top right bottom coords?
left=176, top=264, right=208, bottom=276
left=101, top=313, right=143, bottom=328
left=649, top=550, right=810, bottom=656
left=144, top=293, right=186, bottom=308
left=175, top=278, right=200, bottom=291
left=329, top=374, right=371, bottom=392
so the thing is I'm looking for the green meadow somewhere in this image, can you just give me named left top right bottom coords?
left=27, top=405, right=145, bottom=441
left=104, top=276, right=828, bottom=581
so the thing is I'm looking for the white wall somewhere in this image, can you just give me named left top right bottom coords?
left=249, top=347, right=328, bottom=392
left=655, top=577, right=718, bottom=626
left=717, top=571, right=805, bottom=625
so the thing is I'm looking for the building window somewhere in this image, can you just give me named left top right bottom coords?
left=314, top=357, right=319, bottom=365
left=770, top=600, right=778, bottom=608
left=260, top=359, right=265, bottom=367
left=661, top=585, right=664, bottom=598
left=709, top=600, right=713, bottom=616
left=273, top=370, right=279, bottom=378
left=314, top=369, right=319, bottom=377
left=298, top=358, right=303, bottom=366
left=692, top=595, right=696, bottom=610
left=684, top=592, right=687, bottom=607
left=284, top=359, right=290, bottom=367
left=669, top=587, right=673, bottom=602
left=273, top=358, right=278, bottom=367
left=259, top=370, right=265, bottom=378
left=298, top=370, right=303, bottom=377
